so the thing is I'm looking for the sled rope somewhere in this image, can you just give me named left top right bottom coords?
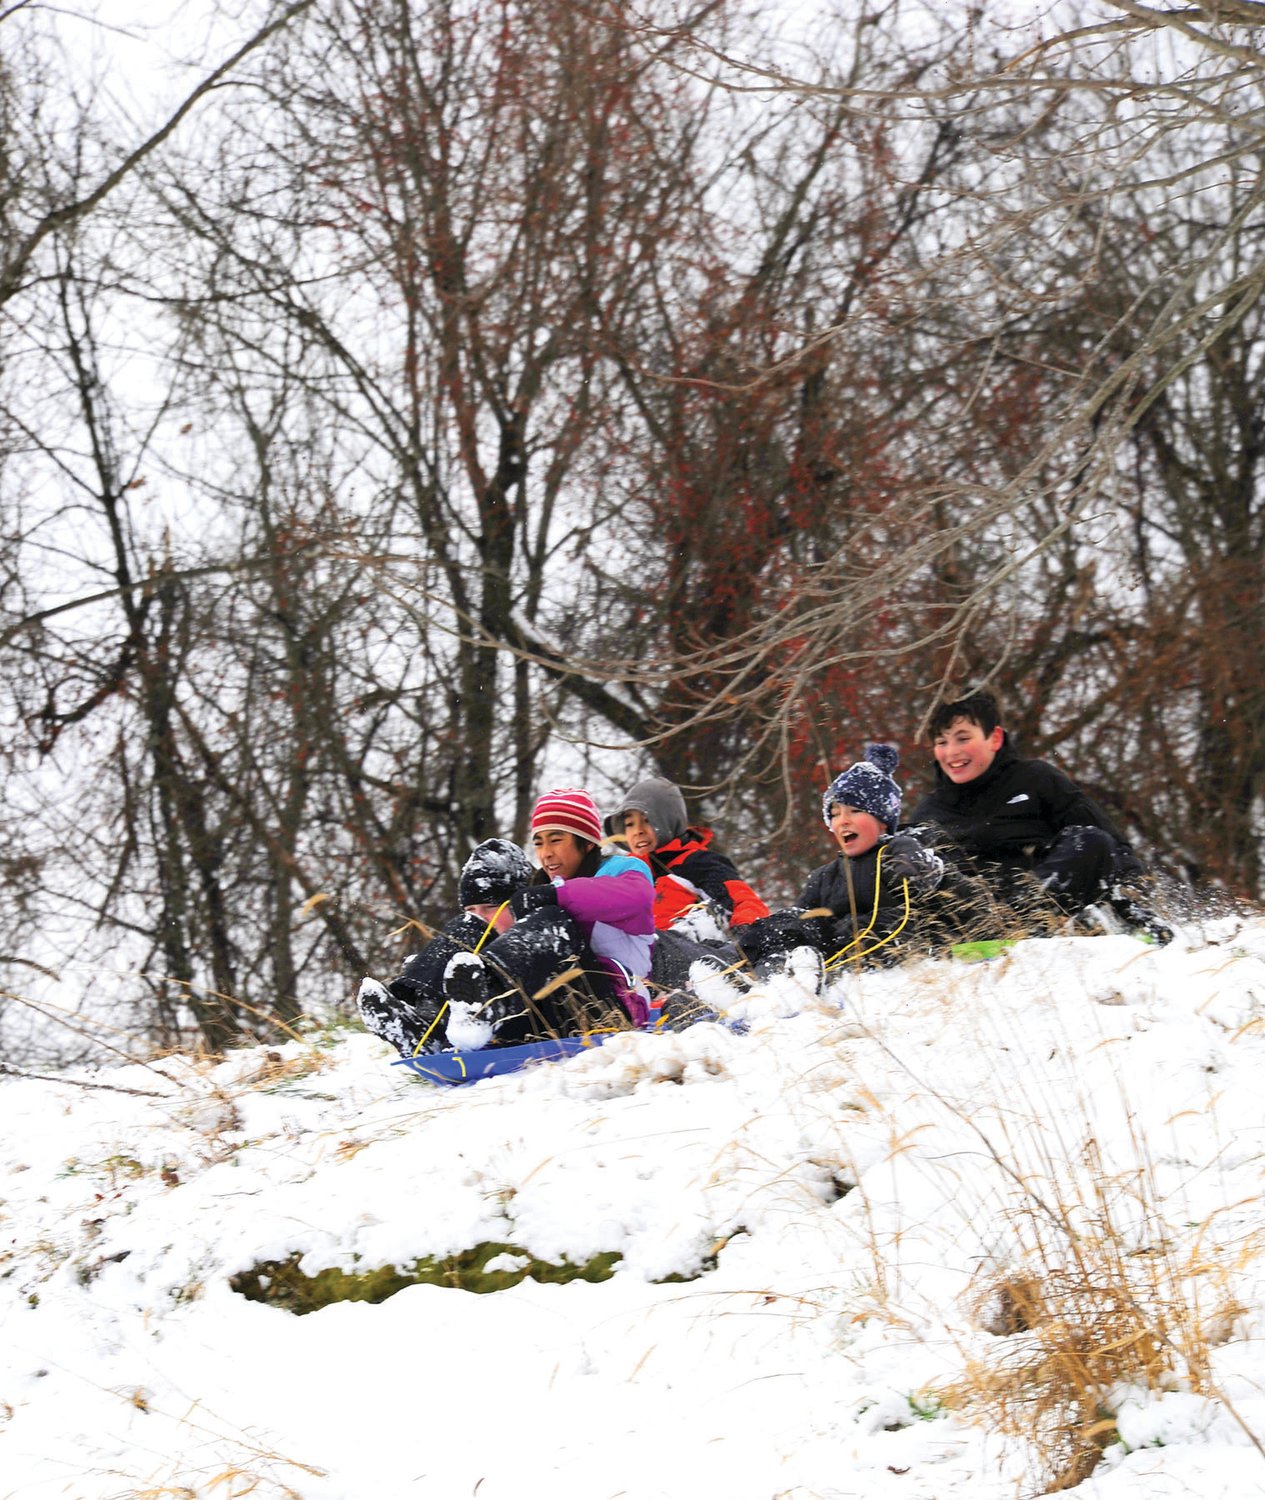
left=824, top=846, right=912, bottom=968
left=824, top=843, right=886, bottom=967
left=846, top=877, right=911, bottom=961
left=473, top=903, right=510, bottom=953
left=412, top=1005, right=448, bottom=1057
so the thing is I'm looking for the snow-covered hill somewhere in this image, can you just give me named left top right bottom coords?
left=5, top=923, right=1265, bottom=1499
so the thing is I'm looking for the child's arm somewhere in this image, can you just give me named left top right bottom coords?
left=880, top=834, right=944, bottom=897
left=720, top=875, right=769, bottom=927
left=670, top=845, right=770, bottom=927
left=1036, top=762, right=1129, bottom=843
left=556, top=868, right=655, bottom=932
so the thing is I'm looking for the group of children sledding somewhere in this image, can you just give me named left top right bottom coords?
left=357, top=689, right=1172, bottom=1061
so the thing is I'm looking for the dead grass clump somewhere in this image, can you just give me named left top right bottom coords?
left=954, top=1216, right=1252, bottom=1493
left=247, top=1047, right=331, bottom=1089
left=958, top=1263, right=1175, bottom=1490
left=897, top=1069, right=1260, bottom=1494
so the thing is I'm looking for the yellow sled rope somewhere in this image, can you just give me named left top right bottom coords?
left=823, top=844, right=912, bottom=970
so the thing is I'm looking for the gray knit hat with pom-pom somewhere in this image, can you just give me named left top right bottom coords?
left=821, top=743, right=902, bottom=833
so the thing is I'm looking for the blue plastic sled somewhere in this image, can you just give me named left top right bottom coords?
left=392, top=1033, right=616, bottom=1086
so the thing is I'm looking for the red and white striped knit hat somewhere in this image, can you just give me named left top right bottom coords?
left=530, top=788, right=603, bottom=847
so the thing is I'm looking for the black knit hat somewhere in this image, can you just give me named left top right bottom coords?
left=458, top=838, right=533, bottom=907
left=821, top=743, right=902, bottom=833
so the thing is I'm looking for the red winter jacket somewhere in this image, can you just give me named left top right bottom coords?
left=642, top=827, right=769, bottom=931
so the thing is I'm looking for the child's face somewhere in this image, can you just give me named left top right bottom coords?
left=466, top=901, right=516, bottom=933
left=829, top=803, right=884, bottom=858
left=933, top=716, right=1004, bottom=785
left=621, top=809, right=657, bottom=860
left=532, top=829, right=589, bottom=881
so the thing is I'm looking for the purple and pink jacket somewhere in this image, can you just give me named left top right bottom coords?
left=552, top=852, right=656, bottom=1025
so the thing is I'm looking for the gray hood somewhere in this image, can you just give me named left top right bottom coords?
left=604, top=777, right=688, bottom=846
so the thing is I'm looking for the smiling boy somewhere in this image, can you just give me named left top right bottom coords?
left=911, top=690, right=1171, bottom=941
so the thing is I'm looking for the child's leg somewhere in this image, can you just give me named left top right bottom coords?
left=651, top=927, right=746, bottom=993
left=735, top=909, right=833, bottom=974
left=398, top=938, right=461, bottom=996
left=356, top=976, right=446, bottom=1057
left=1034, top=826, right=1118, bottom=911
left=358, top=930, right=469, bottom=1055
left=1034, top=830, right=1172, bottom=942
left=369, top=936, right=462, bottom=1052
left=443, top=907, right=622, bottom=1043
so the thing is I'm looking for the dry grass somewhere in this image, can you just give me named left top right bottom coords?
left=955, top=1245, right=1246, bottom=1489
left=940, top=1116, right=1260, bottom=1491
left=114, top=1395, right=330, bottom=1499
left=823, top=943, right=1265, bottom=1496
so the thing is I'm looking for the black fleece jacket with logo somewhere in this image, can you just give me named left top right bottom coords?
left=910, top=737, right=1131, bottom=874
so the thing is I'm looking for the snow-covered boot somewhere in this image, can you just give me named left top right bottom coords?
left=356, top=976, right=441, bottom=1058
left=442, top=953, right=494, bottom=1050
left=751, top=950, right=788, bottom=983
left=786, top=945, right=825, bottom=996
left=687, top=957, right=743, bottom=1013
left=443, top=952, right=490, bottom=1009
left=1105, top=888, right=1174, bottom=947
left=443, top=952, right=526, bottom=1049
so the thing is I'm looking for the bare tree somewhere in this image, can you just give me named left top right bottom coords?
left=6, top=0, right=1265, bottom=1068
left=564, top=0, right=1265, bottom=894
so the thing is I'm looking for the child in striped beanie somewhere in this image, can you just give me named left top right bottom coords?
left=441, top=788, right=656, bottom=1048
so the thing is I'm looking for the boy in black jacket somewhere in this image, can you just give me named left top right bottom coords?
left=912, top=690, right=1171, bottom=941
left=737, top=744, right=944, bottom=984
left=356, top=837, right=533, bottom=1056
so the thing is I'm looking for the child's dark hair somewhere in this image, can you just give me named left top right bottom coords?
left=927, top=689, right=1002, bottom=740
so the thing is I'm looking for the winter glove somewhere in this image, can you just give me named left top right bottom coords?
left=510, top=883, right=560, bottom=919
left=733, top=914, right=776, bottom=963
left=881, top=842, right=944, bottom=897
left=736, top=910, right=814, bottom=963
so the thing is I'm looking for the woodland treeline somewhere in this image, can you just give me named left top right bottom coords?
left=1, top=0, right=1262, bottom=1055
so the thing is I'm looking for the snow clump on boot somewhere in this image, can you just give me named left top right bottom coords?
left=786, top=945, right=825, bottom=997
left=687, top=958, right=743, bottom=1014
left=443, top=953, right=495, bottom=1050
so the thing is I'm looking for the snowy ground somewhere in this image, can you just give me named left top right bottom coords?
left=5, top=919, right=1265, bottom=1499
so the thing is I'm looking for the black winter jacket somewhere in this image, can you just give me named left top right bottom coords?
left=910, top=738, right=1130, bottom=874
left=736, top=832, right=942, bottom=967
left=799, top=833, right=942, bottom=919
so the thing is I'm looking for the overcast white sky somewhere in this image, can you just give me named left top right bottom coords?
left=40, top=0, right=271, bottom=126
left=43, top=0, right=1069, bottom=141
